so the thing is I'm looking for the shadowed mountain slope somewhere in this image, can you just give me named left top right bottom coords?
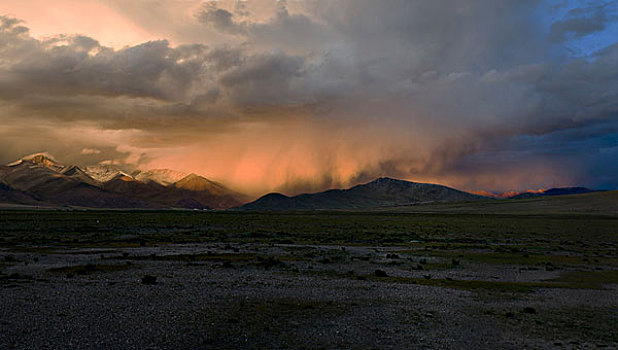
left=239, top=177, right=484, bottom=210
left=101, top=174, right=245, bottom=209
left=0, top=182, right=42, bottom=206
left=1, top=159, right=143, bottom=208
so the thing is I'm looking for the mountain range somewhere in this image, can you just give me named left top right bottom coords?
left=0, top=153, right=605, bottom=210
left=0, top=153, right=246, bottom=209
left=238, top=178, right=604, bottom=211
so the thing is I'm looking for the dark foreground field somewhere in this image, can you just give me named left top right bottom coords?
left=1, top=209, right=617, bottom=349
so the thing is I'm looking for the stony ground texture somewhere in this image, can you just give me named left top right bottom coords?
left=1, top=241, right=617, bottom=349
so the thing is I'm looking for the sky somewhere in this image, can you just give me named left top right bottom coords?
left=0, top=0, right=617, bottom=197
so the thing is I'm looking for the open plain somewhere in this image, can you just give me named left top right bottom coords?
left=1, top=202, right=617, bottom=349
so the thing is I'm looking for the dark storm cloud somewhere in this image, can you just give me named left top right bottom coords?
left=219, top=52, right=307, bottom=106
left=0, top=14, right=325, bottom=108
left=195, top=5, right=245, bottom=35
left=3, top=34, right=207, bottom=101
left=195, top=2, right=329, bottom=51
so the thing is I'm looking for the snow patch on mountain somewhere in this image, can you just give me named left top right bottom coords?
left=133, top=169, right=188, bottom=186
left=7, top=153, right=64, bottom=171
left=84, top=165, right=132, bottom=183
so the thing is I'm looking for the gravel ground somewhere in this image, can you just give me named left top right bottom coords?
left=1, top=243, right=617, bottom=349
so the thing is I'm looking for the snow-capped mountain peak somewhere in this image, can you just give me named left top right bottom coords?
left=133, top=169, right=188, bottom=186
left=7, top=152, right=64, bottom=171
left=1, top=153, right=246, bottom=209
left=84, top=165, right=132, bottom=183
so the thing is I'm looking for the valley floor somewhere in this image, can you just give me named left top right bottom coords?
left=0, top=210, right=617, bottom=349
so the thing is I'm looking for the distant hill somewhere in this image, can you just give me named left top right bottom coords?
left=379, top=190, right=618, bottom=216
left=0, top=153, right=246, bottom=209
left=507, top=187, right=600, bottom=199
left=239, top=177, right=484, bottom=211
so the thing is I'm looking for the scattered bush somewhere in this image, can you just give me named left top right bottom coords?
left=523, top=307, right=536, bottom=314
left=374, top=269, right=388, bottom=277
left=141, top=275, right=157, bottom=285
left=257, top=256, right=286, bottom=269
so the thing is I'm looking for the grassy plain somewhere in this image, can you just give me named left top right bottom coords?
left=0, top=209, right=616, bottom=247
left=1, top=202, right=617, bottom=348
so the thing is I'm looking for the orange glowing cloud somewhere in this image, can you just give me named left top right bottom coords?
left=137, top=115, right=555, bottom=198
left=470, top=189, right=548, bottom=198
left=3, top=0, right=156, bottom=47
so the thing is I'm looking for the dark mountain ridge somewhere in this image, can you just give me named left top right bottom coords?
left=239, top=177, right=484, bottom=211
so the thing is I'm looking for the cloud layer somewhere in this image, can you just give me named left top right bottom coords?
left=1, top=1, right=617, bottom=196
